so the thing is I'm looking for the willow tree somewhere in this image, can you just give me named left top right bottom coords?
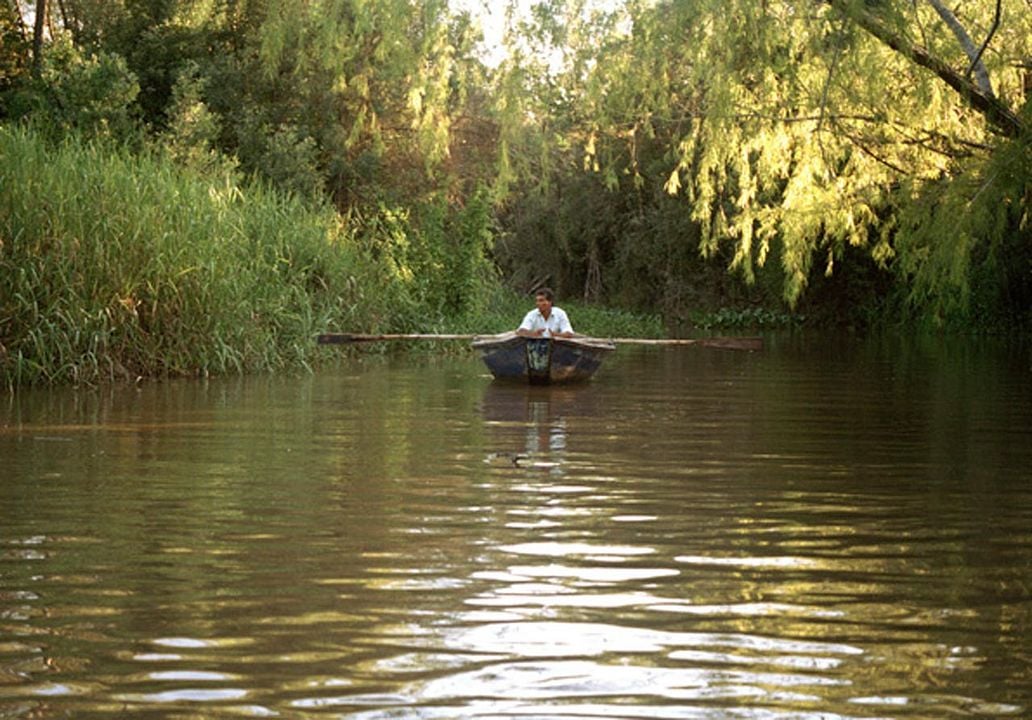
left=506, top=0, right=1030, bottom=319
left=207, top=0, right=489, bottom=210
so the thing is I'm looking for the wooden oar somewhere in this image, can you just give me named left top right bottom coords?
left=606, top=336, right=763, bottom=351
left=318, top=333, right=480, bottom=344
left=318, top=333, right=762, bottom=351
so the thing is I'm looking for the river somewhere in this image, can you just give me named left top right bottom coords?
left=1, top=333, right=1030, bottom=718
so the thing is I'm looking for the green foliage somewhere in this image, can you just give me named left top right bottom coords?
left=427, top=187, right=499, bottom=317
left=9, top=0, right=493, bottom=211
left=223, top=0, right=474, bottom=206
left=441, top=287, right=666, bottom=340
left=2, top=0, right=1028, bottom=365
left=894, top=128, right=1031, bottom=325
left=0, top=124, right=378, bottom=386
left=5, top=35, right=141, bottom=139
left=0, top=124, right=523, bottom=385
left=493, top=109, right=793, bottom=320
left=162, top=61, right=229, bottom=173
left=561, top=300, right=666, bottom=339
left=242, top=120, right=325, bottom=201
left=69, top=1, right=216, bottom=128
left=692, top=307, right=804, bottom=331
left=491, top=0, right=1031, bottom=325
left=0, top=7, right=30, bottom=102
left=356, top=186, right=499, bottom=329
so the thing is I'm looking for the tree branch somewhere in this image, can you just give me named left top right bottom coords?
left=826, top=0, right=1022, bottom=139
left=965, top=0, right=1001, bottom=85
left=925, top=0, right=994, bottom=97
left=839, top=129, right=910, bottom=175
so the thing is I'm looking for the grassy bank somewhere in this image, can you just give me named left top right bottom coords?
left=1, top=124, right=387, bottom=386
left=0, top=125, right=663, bottom=387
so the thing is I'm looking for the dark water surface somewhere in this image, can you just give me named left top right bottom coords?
left=1, top=334, right=1030, bottom=719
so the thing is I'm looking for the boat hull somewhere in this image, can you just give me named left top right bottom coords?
left=471, top=332, right=615, bottom=384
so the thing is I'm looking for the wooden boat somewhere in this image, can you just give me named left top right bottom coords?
left=317, top=332, right=758, bottom=386
left=471, top=331, right=616, bottom=384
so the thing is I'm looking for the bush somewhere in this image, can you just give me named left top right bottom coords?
left=4, top=35, right=141, bottom=141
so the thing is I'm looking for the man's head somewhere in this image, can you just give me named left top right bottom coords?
left=534, top=287, right=555, bottom=316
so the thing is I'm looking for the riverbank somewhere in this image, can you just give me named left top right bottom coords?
left=0, top=125, right=664, bottom=388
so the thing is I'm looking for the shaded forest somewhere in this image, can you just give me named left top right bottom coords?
left=1, top=0, right=1029, bottom=384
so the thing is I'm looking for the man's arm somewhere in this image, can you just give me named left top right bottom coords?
left=554, top=308, right=575, bottom=337
left=516, top=328, right=545, bottom=337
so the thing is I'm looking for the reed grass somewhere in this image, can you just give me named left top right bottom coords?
left=0, top=124, right=381, bottom=386
left=0, top=124, right=664, bottom=387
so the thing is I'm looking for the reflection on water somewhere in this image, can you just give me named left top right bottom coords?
left=480, top=383, right=586, bottom=473
left=1, top=336, right=1030, bottom=718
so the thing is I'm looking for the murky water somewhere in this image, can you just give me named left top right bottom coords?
left=1, top=334, right=1030, bottom=718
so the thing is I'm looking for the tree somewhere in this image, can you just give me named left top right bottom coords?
left=496, top=0, right=1030, bottom=319
left=0, top=2, right=31, bottom=99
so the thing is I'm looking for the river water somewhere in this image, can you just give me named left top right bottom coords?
left=1, top=334, right=1030, bottom=719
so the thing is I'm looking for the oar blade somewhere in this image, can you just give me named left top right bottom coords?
left=607, top=336, right=763, bottom=351
left=317, top=333, right=362, bottom=344
left=696, top=336, right=764, bottom=351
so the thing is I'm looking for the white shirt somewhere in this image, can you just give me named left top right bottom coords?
left=519, top=306, right=573, bottom=337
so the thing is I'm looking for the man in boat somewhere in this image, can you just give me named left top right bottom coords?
left=516, top=287, right=575, bottom=338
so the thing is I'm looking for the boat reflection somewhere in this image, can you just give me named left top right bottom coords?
left=479, top=383, right=600, bottom=474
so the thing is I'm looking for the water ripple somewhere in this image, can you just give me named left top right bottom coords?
left=2, top=346, right=1030, bottom=718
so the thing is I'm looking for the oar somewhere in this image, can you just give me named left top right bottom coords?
left=606, top=336, right=763, bottom=351
left=318, top=333, right=480, bottom=344
left=318, top=332, right=762, bottom=351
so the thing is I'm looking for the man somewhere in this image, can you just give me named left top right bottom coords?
left=516, top=287, right=575, bottom=338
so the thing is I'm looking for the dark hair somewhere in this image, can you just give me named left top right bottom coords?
left=534, top=287, right=555, bottom=302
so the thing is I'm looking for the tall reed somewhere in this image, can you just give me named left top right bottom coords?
left=0, top=124, right=377, bottom=386
left=0, top=124, right=664, bottom=387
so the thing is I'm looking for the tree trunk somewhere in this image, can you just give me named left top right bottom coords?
left=31, top=0, right=46, bottom=76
